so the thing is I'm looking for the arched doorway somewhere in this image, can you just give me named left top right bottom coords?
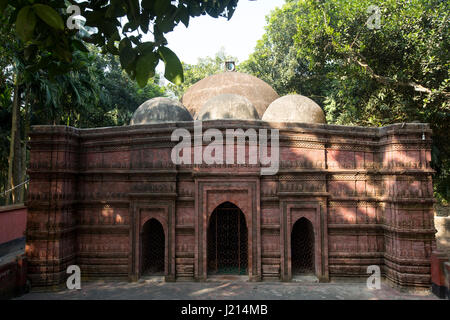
left=141, top=218, right=165, bottom=276
left=291, top=218, right=315, bottom=275
left=207, top=202, right=248, bottom=275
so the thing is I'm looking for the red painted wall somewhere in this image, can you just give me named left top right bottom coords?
left=0, top=204, right=27, bottom=244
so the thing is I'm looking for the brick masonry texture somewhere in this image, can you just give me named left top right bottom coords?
left=25, top=121, right=436, bottom=288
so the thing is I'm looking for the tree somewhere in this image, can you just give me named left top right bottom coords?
left=0, top=40, right=166, bottom=205
left=0, top=9, right=25, bottom=204
left=1, top=0, right=242, bottom=87
left=75, top=49, right=166, bottom=127
left=240, top=0, right=334, bottom=105
left=242, top=0, right=449, bottom=202
left=3, top=0, right=235, bottom=204
left=0, top=0, right=245, bottom=204
left=294, top=0, right=449, bottom=202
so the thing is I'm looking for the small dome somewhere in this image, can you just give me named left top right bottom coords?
left=262, top=95, right=326, bottom=124
left=130, top=97, right=193, bottom=125
left=182, top=72, right=279, bottom=118
left=196, top=94, right=260, bottom=121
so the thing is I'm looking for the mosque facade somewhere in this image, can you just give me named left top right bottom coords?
left=25, top=71, right=436, bottom=288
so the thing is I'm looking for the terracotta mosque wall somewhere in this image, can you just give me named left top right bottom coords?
left=25, top=121, right=435, bottom=288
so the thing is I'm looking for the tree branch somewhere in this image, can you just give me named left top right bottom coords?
left=350, top=53, right=449, bottom=97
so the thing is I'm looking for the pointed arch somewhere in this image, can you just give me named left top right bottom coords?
left=141, top=218, right=165, bottom=275
left=291, top=217, right=315, bottom=275
left=207, top=202, right=248, bottom=275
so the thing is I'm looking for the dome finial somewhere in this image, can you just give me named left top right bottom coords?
left=224, top=61, right=236, bottom=72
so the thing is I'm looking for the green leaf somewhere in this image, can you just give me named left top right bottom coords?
left=24, top=44, right=37, bottom=61
left=54, top=44, right=72, bottom=63
left=188, top=2, right=202, bottom=16
left=119, top=38, right=136, bottom=69
left=97, top=21, right=118, bottom=37
left=135, top=52, right=159, bottom=88
left=119, top=38, right=132, bottom=52
left=106, top=30, right=120, bottom=55
left=155, top=15, right=175, bottom=33
left=154, top=0, right=171, bottom=16
left=136, top=41, right=155, bottom=55
left=123, top=20, right=140, bottom=33
left=177, top=6, right=190, bottom=28
left=16, top=6, right=37, bottom=42
left=106, top=1, right=127, bottom=18
left=0, top=0, right=8, bottom=14
left=128, top=35, right=142, bottom=46
left=158, top=46, right=184, bottom=85
left=84, top=10, right=105, bottom=25
left=140, top=10, right=150, bottom=33
left=33, top=4, right=64, bottom=30
left=141, top=0, right=153, bottom=10
left=225, top=2, right=237, bottom=20
left=126, top=0, right=139, bottom=20
left=72, top=39, right=89, bottom=52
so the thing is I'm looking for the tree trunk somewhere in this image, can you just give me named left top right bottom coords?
left=6, top=76, right=22, bottom=205
left=20, top=89, right=30, bottom=202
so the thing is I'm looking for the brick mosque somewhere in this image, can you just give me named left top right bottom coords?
left=25, top=70, right=436, bottom=289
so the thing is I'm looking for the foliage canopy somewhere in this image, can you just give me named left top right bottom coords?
left=242, top=0, right=449, bottom=201
left=1, top=0, right=240, bottom=86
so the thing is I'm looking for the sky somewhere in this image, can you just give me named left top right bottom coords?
left=152, top=0, right=286, bottom=72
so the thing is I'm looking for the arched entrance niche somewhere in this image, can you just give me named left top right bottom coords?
left=291, top=217, right=315, bottom=275
left=141, top=218, right=165, bottom=275
left=207, top=202, right=248, bottom=275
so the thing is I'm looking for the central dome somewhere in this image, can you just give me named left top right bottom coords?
left=182, top=72, right=279, bottom=118
left=196, top=94, right=260, bottom=120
